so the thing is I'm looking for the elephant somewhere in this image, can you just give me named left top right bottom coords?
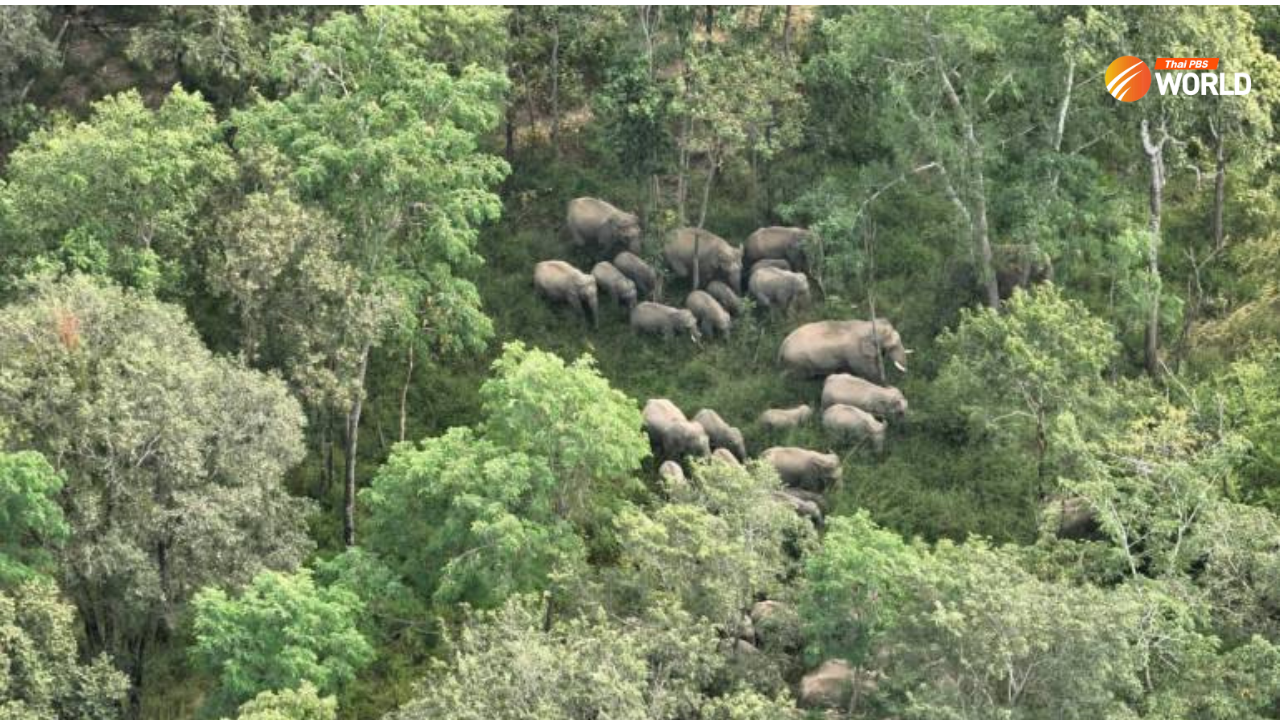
left=778, top=319, right=910, bottom=380
left=613, top=251, right=658, bottom=299
left=659, top=460, right=687, bottom=489
left=533, top=260, right=598, bottom=327
left=748, top=266, right=811, bottom=314
left=685, top=291, right=732, bottom=339
left=759, top=404, right=812, bottom=431
left=705, top=280, right=743, bottom=315
left=745, top=226, right=813, bottom=274
left=750, top=600, right=802, bottom=653
left=761, top=447, right=841, bottom=491
left=771, top=490, right=823, bottom=527
left=630, top=302, right=700, bottom=342
left=692, top=408, right=746, bottom=460
left=994, top=243, right=1054, bottom=299
left=800, top=660, right=878, bottom=710
left=565, top=197, right=641, bottom=256
left=663, top=228, right=744, bottom=293
left=822, top=404, right=885, bottom=454
left=750, top=258, right=791, bottom=273
left=644, top=399, right=711, bottom=460
left=1051, top=496, right=1103, bottom=541
left=591, top=261, right=638, bottom=310
left=821, top=373, right=908, bottom=420
left=711, top=447, right=741, bottom=467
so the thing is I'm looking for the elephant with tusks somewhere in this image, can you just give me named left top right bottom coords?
left=779, top=318, right=910, bottom=380
left=591, top=261, right=638, bottom=310
left=685, top=291, right=732, bottom=339
left=748, top=266, right=811, bottom=314
left=644, top=399, right=711, bottom=460
left=663, top=228, right=744, bottom=292
left=761, top=447, right=840, bottom=491
left=822, top=373, right=907, bottom=420
left=759, top=404, right=812, bottom=431
left=533, top=260, right=598, bottom=328
left=822, top=404, right=885, bottom=454
left=692, top=408, right=746, bottom=461
left=705, top=280, right=743, bottom=315
left=613, top=251, right=658, bottom=299
left=565, top=197, right=641, bottom=256
left=630, top=302, right=700, bottom=342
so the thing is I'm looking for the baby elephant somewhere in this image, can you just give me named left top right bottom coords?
left=693, top=408, right=747, bottom=461
left=759, top=404, right=813, bottom=431
left=614, top=251, right=658, bottom=299
left=659, top=460, right=688, bottom=490
left=631, top=302, right=700, bottom=342
left=761, top=447, right=841, bottom=491
left=751, top=258, right=792, bottom=274
left=706, top=280, right=743, bottom=315
left=685, top=291, right=732, bottom=339
left=711, top=447, right=742, bottom=467
left=644, top=399, right=711, bottom=460
left=592, top=261, right=639, bottom=310
left=534, top=260, right=598, bottom=328
left=822, top=373, right=907, bottom=420
left=749, top=266, right=812, bottom=314
left=822, top=404, right=886, bottom=454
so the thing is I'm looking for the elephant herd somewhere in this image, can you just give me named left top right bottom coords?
left=534, top=197, right=820, bottom=341
left=536, top=196, right=913, bottom=524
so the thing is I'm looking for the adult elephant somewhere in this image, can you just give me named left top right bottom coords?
left=745, top=226, right=813, bottom=273
left=821, top=374, right=907, bottom=420
left=613, top=251, right=658, bottom=299
left=748, top=267, right=811, bottom=314
left=534, top=260, right=598, bottom=328
left=778, top=319, right=909, bottom=380
left=565, top=197, right=642, bottom=256
left=663, top=228, right=744, bottom=293
left=630, top=302, right=700, bottom=342
left=644, top=399, right=711, bottom=460
left=591, top=261, right=638, bottom=310
left=692, top=408, right=746, bottom=461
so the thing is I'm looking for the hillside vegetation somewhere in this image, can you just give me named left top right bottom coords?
left=1, top=6, right=1280, bottom=720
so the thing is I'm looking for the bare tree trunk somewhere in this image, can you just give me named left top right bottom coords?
left=550, top=16, right=561, bottom=158
left=1140, top=119, right=1167, bottom=378
left=782, top=5, right=793, bottom=59
left=504, top=105, right=516, bottom=162
left=1212, top=122, right=1226, bottom=251
left=398, top=344, right=414, bottom=444
left=343, top=343, right=371, bottom=547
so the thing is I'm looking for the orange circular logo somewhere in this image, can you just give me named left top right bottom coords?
left=1106, top=56, right=1151, bottom=102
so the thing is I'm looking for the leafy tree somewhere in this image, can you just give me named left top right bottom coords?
left=233, top=6, right=510, bottom=545
left=191, top=569, right=372, bottom=715
left=935, top=285, right=1121, bottom=485
left=0, top=88, right=235, bottom=294
left=230, top=683, right=336, bottom=720
left=0, top=580, right=129, bottom=720
left=0, top=275, right=314, bottom=692
left=0, top=450, right=67, bottom=584
left=0, top=7, right=60, bottom=149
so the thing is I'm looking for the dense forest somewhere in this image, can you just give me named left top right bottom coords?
left=1, top=5, right=1280, bottom=720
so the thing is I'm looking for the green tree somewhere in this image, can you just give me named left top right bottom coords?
left=0, top=88, right=235, bottom=294
left=0, top=7, right=60, bottom=149
left=935, top=285, right=1121, bottom=486
left=230, top=683, right=336, bottom=720
left=191, top=569, right=372, bottom=715
left=233, top=6, right=510, bottom=545
left=0, top=275, right=314, bottom=693
left=0, top=580, right=129, bottom=720
left=0, top=450, right=67, bottom=584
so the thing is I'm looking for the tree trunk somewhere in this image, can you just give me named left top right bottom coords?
left=550, top=17, right=561, bottom=158
left=1212, top=125, right=1226, bottom=252
left=505, top=105, right=516, bottom=162
left=1140, top=119, right=1166, bottom=378
left=399, top=343, right=414, bottom=444
left=343, top=343, right=371, bottom=547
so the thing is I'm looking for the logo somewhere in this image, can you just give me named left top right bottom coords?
left=1106, top=56, right=1151, bottom=102
left=1106, top=56, right=1252, bottom=101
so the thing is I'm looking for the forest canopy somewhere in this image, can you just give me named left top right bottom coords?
left=1, top=5, right=1279, bottom=720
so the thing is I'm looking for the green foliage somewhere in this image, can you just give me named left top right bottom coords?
left=230, top=683, right=336, bottom=720
left=0, top=580, right=129, bottom=720
left=0, top=88, right=235, bottom=294
left=1215, top=347, right=1280, bottom=507
left=0, top=450, right=67, bottom=584
left=191, top=569, right=372, bottom=715
left=0, top=275, right=314, bottom=679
